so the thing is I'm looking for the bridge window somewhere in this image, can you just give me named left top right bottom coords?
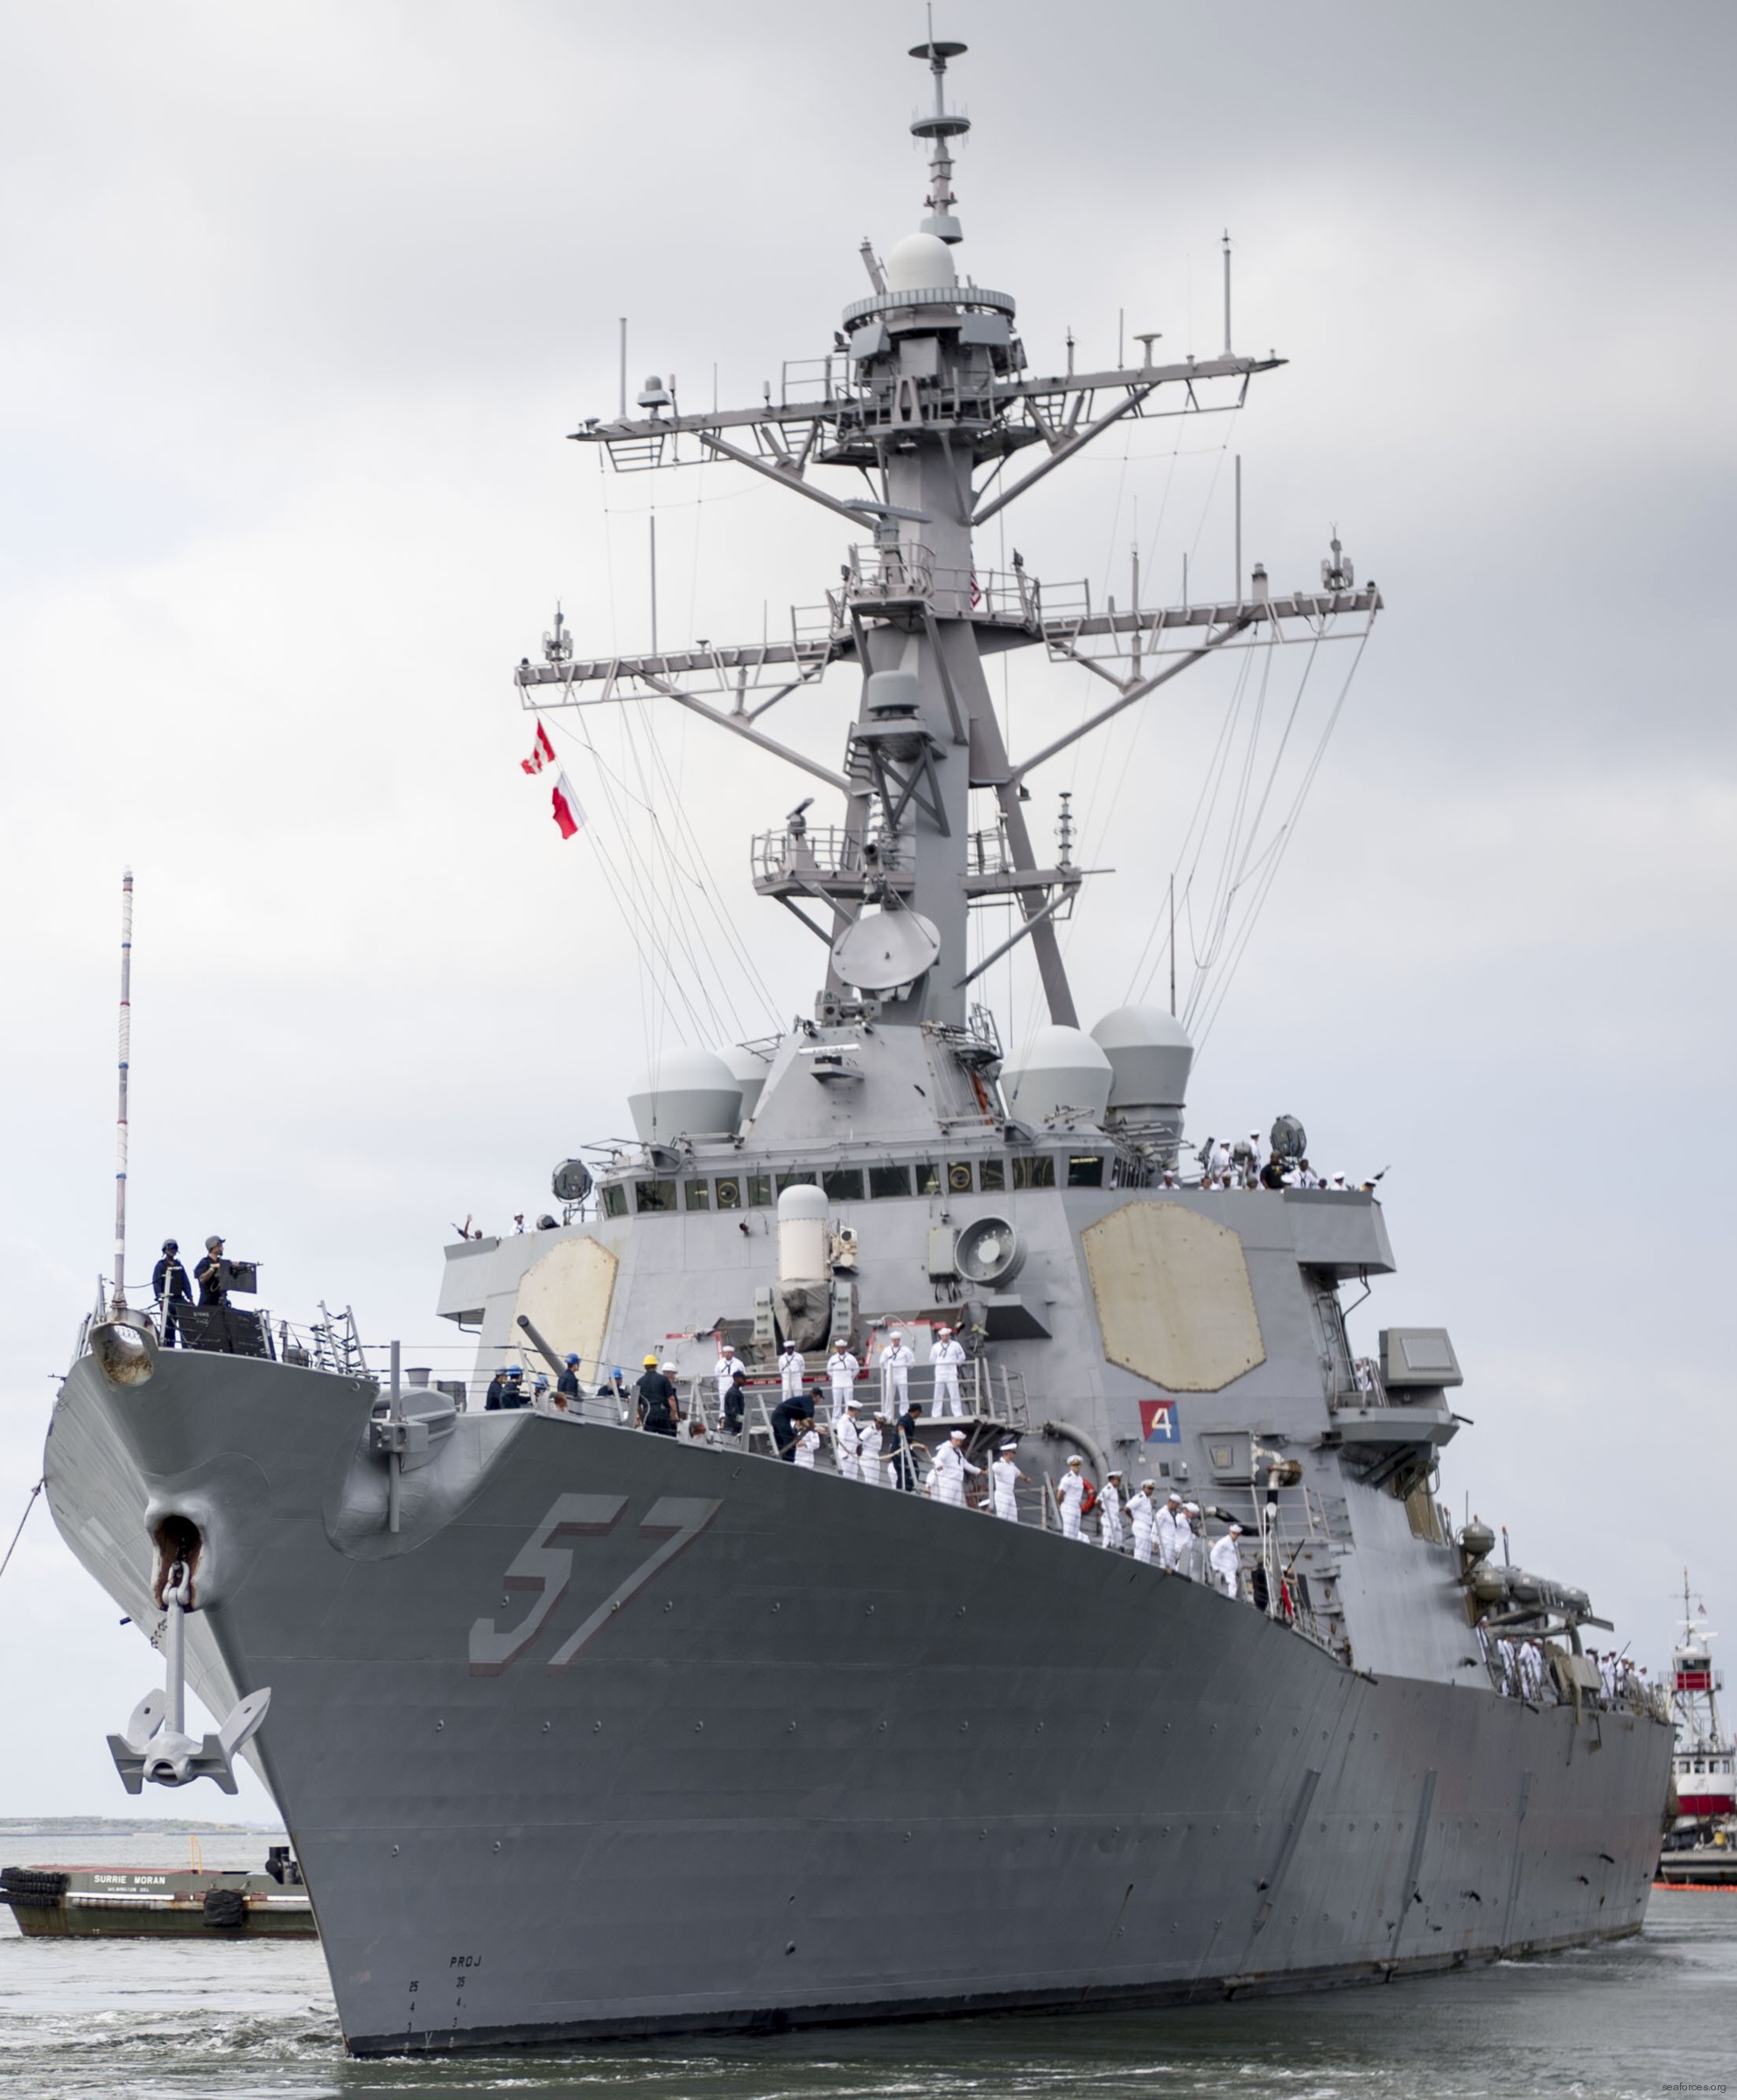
left=1011, top=1154, right=1056, bottom=1190
left=747, top=1174, right=773, bottom=1207
left=715, top=1176, right=742, bottom=1210
left=947, top=1161, right=975, bottom=1194
left=683, top=1179, right=711, bottom=1212
left=870, top=1165, right=911, bottom=1199
left=775, top=1171, right=816, bottom=1194
left=823, top=1168, right=865, bottom=1201
left=914, top=1161, right=943, bottom=1197
left=634, top=1180, right=677, bottom=1214
left=601, top=1184, right=628, bottom=1219
left=1067, top=1155, right=1105, bottom=1188
left=978, top=1158, right=1005, bottom=1192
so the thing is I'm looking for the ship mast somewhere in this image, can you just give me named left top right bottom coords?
left=520, top=39, right=1378, bottom=1032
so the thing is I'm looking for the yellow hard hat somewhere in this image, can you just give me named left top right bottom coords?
left=643, top=1353, right=658, bottom=1366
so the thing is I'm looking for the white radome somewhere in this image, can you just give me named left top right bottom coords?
left=1002, top=1025, right=1113, bottom=1125
left=882, top=231, right=957, bottom=294
left=627, top=1046, right=743, bottom=1143
left=718, top=1042, right=773, bottom=1123
left=1089, top=1004, right=1194, bottom=1118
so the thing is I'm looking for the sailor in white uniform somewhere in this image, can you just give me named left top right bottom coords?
left=713, top=1344, right=745, bottom=1414
left=991, top=1441, right=1026, bottom=1522
left=1182, top=1502, right=1205, bottom=1579
left=1098, top=1469, right=1125, bottom=1551
left=1155, top=1490, right=1187, bottom=1572
left=932, top=1428, right=981, bottom=1508
left=1057, top=1455, right=1088, bottom=1540
left=779, top=1344, right=805, bottom=1399
left=825, top=1343, right=859, bottom=1422
left=1130, top=1480, right=1158, bottom=1563
left=793, top=1418, right=821, bottom=1469
left=879, top=1331, right=914, bottom=1419
left=857, top=1411, right=885, bottom=1487
left=930, top=1326, right=967, bottom=1417
left=832, top=1397, right=861, bottom=1482
left=1208, top=1522, right=1243, bottom=1598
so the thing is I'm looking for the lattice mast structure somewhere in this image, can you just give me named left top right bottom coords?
left=519, top=40, right=1380, bottom=1031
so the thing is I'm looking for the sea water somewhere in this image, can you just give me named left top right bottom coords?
left=2, top=1834, right=1732, bottom=2100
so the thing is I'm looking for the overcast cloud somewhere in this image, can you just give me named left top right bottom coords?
left=1, top=0, right=1732, bottom=1818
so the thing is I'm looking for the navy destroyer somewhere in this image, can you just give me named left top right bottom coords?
left=46, top=39, right=1671, bottom=2056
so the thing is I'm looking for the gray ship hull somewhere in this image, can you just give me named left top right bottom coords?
left=47, top=1345, right=1670, bottom=2055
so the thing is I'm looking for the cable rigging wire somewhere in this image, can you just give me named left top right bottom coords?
left=1009, top=403, right=1245, bottom=1068
left=574, top=472, right=789, bottom=1064
left=1182, top=627, right=1370, bottom=1049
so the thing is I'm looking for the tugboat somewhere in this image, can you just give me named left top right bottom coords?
left=45, top=34, right=1673, bottom=2057
left=1656, top=1574, right=1737, bottom=1888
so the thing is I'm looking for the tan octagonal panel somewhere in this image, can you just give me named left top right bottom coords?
left=513, top=1236, right=619, bottom=1374
left=1081, top=1202, right=1264, bottom=1392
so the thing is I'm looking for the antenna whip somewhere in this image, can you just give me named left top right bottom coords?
left=114, top=867, right=133, bottom=1312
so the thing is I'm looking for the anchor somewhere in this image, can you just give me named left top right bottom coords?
left=107, top=1558, right=270, bottom=1794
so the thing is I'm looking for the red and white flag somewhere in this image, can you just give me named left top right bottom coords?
left=550, top=770, right=584, bottom=840
left=521, top=720, right=557, bottom=774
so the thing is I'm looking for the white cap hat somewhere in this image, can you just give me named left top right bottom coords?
left=999, top=1440, right=1018, bottom=1451
left=660, top=1361, right=677, bottom=1373
left=1184, top=1500, right=1201, bottom=1512
left=1227, top=1522, right=1243, bottom=1535
left=936, top=1325, right=951, bottom=1335
left=844, top=1396, right=858, bottom=1410
left=1106, top=1467, right=1123, bottom=1478
left=949, top=1429, right=966, bottom=1442
left=1139, top=1480, right=1157, bottom=1493
left=1066, top=1454, right=1082, bottom=1467
left=1166, top=1488, right=1181, bottom=1501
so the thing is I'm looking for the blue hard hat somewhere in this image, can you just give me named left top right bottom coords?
left=564, top=1353, right=579, bottom=1363
left=507, top=1364, right=522, bottom=1376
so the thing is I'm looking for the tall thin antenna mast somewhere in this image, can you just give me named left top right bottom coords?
left=619, top=318, right=627, bottom=420
left=1222, top=230, right=1233, bottom=356
left=114, top=867, right=133, bottom=1312
left=648, top=514, right=658, bottom=654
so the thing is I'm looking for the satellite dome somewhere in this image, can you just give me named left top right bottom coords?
left=718, top=1042, right=773, bottom=1123
left=1002, top=1025, right=1112, bottom=1126
left=1089, top=1005, right=1194, bottom=1123
left=627, top=1047, right=743, bottom=1144
left=883, top=232, right=957, bottom=295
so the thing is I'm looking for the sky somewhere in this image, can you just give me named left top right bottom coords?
left=0, top=0, right=1732, bottom=1818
